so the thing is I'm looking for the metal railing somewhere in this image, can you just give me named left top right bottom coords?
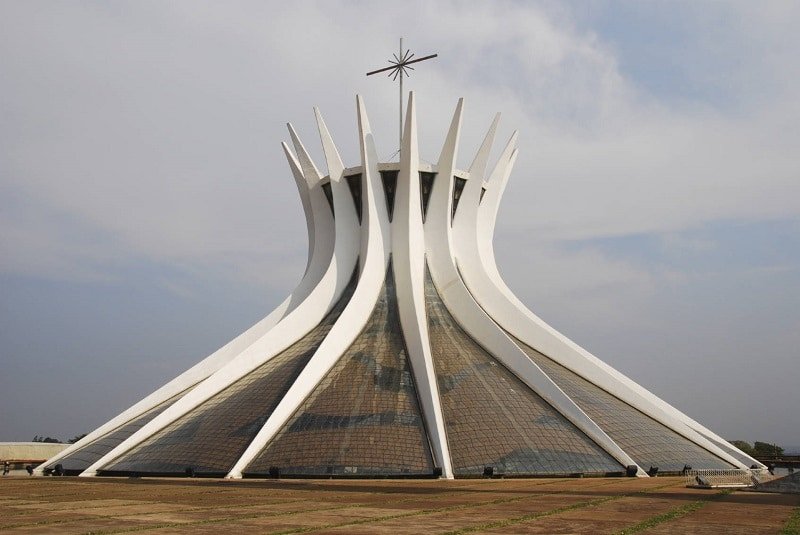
left=685, top=468, right=774, bottom=488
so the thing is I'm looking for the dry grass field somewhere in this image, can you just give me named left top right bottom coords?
left=1, top=476, right=798, bottom=534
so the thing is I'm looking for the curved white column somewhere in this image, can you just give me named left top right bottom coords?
left=39, top=137, right=332, bottom=475
left=459, top=129, right=753, bottom=470
left=312, top=105, right=363, bottom=297
left=425, top=100, right=643, bottom=475
left=227, top=95, right=391, bottom=478
left=292, top=129, right=316, bottom=278
left=451, top=113, right=504, bottom=296
left=81, top=124, right=359, bottom=477
left=391, top=92, right=453, bottom=478
left=284, top=124, right=336, bottom=307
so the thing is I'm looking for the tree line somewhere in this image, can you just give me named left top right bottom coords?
left=729, top=440, right=786, bottom=457
left=32, top=434, right=87, bottom=444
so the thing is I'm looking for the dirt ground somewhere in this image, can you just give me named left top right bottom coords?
left=0, top=475, right=797, bottom=534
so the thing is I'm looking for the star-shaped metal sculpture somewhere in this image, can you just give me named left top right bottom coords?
left=367, top=38, right=438, bottom=155
left=366, top=47, right=438, bottom=80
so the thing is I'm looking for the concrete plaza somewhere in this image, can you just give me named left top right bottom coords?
left=1, top=476, right=798, bottom=534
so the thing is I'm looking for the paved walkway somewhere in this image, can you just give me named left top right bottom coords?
left=1, top=476, right=798, bottom=534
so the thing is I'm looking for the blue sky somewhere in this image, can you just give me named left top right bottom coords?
left=1, top=1, right=798, bottom=450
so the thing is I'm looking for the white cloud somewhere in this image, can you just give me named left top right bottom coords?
left=2, top=1, right=797, bottom=286
left=1, top=0, right=798, bottom=447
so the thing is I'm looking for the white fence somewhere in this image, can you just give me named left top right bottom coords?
left=685, top=468, right=774, bottom=488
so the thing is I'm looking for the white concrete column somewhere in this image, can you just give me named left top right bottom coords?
left=391, top=91, right=454, bottom=478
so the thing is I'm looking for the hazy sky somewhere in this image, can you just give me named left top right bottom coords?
left=1, top=1, right=798, bottom=450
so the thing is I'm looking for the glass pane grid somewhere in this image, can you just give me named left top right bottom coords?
left=45, top=389, right=189, bottom=472
left=512, top=338, right=734, bottom=471
left=246, top=263, right=433, bottom=476
left=102, top=269, right=358, bottom=474
left=424, top=268, right=621, bottom=476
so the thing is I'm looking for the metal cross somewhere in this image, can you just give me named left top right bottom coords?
left=367, top=38, right=438, bottom=154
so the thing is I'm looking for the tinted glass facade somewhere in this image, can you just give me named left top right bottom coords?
left=379, top=170, right=398, bottom=221
left=102, top=269, right=358, bottom=474
left=424, top=268, right=622, bottom=476
left=246, top=263, right=434, bottom=476
left=452, top=176, right=467, bottom=221
left=512, top=338, right=734, bottom=471
left=45, top=390, right=188, bottom=473
left=345, top=174, right=362, bottom=223
left=419, top=172, right=436, bottom=222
